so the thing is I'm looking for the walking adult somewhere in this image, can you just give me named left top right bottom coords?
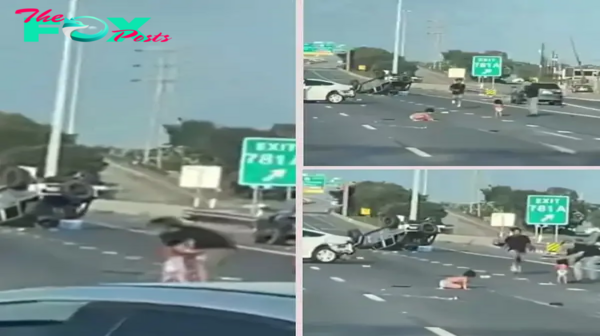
left=503, top=228, right=533, bottom=273
left=524, top=82, right=539, bottom=116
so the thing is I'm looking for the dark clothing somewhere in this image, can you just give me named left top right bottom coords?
left=449, top=83, right=466, bottom=94
left=524, top=85, right=539, bottom=98
left=567, top=243, right=600, bottom=263
left=504, top=235, right=531, bottom=253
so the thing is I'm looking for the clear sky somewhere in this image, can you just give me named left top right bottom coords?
left=304, top=0, right=597, bottom=64
left=3, top=0, right=295, bottom=147
left=304, top=169, right=600, bottom=204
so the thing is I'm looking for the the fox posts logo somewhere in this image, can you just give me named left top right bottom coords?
left=16, top=8, right=172, bottom=42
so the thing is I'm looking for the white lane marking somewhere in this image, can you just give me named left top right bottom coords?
left=464, top=112, right=474, bottom=115
left=474, top=269, right=486, bottom=273
left=492, top=273, right=505, bottom=276
left=362, top=124, right=377, bottom=130
left=362, top=265, right=371, bottom=268
left=456, top=266, right=469, bottom=269
left=88, top=221, right=294, bottom=256
left=430, top=261, right=440, bottom=264
left=330, top=277, right=345, bottom=283
left=481, top=116, right=492, bottom=118
left=566, top=288, right=587, bottom=291
left=325, top=106, right=332, bottom=109
left=102, top=251, right=118, bottom=255
left=565, top=102, right=600, bottom=112
left=526, top=124, right=539, bottom=128
left=219, top=277, right=243, bottom=281
left=425, top=326, right=459, bottom=336
left=480, top=275, right=491, bottom=279
left=356, top=256, right=364, bottom=260
left=420, top=92, right=600, bottom=119
left=514, top=277, right=529, bottom=281
left=539, top=131, right=581, bottom=140
left=339, top=113, right=349, bottom=117
left=595, top=138, right=600, bottom=140
left=406, top=147, right=432, bottom=158
left=442, top=263, right=453, bottom=266
left=125, top=256, right=142, bottom=260
left=63, top=241, right=76, bottom=246
left=363, top=294, right=386, bottom=302
left=79, top=246, right=97, bottom=250
left=539, top=142, right=577, bottom=154
left=557, top=130, right=572, bottom=134
left=441, top=111, right=449, bottom=114
left=511, top=295, right=557, bottom=308
left=539, top=282, right=555, bottom=285
left=310, top=266, right=320, bottom=270
left=501, top=119, right=514, bottom=122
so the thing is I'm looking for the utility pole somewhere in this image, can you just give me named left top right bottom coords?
left=538, top=42, right=546, bottom=79
left=426, top=19, right=444, bottom=70
left=44, top=0, right=78, bottom=177
left=132, top=49, right=177, bottom=167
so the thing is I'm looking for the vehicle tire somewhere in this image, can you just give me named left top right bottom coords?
left=60, top=180, right=94, bottom=201
left=312, top=245, right=338, bottom=263
left=1, top=166, right=32, bottom=190
left=326, top=92, right=344, bottom=104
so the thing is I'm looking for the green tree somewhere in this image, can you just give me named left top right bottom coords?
left=329, top=181, right=447, bottom=224
left=480, top=185, right=588, bottom=229
left=338, top=47, right=418, bottom=75
left=0, top=111, right=107, bottom=178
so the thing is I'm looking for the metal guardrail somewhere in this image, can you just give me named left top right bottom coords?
left=181, top=208, right=258, bottom=227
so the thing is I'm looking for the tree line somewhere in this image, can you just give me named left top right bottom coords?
left=0, top=111, right=107, bottom=181
left=329, top=181, right=447, bottom=225
left=338, top=47, right=418, bottom=76
left=329, top=181, right=596, bottom=230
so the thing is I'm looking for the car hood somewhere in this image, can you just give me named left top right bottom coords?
left=324, top=234, right=352, bottom=245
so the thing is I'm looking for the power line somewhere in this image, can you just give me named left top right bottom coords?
left=426, top=19, right=444, bottom=70
left=131, top=49, right=178, bottom=168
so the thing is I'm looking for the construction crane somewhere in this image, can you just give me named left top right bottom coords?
left=570, top=37, right=586, bottom=84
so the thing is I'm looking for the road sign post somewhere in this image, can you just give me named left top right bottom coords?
left=526, top=195, right=570, bottom=242
left=303, top=174, right=326, bottom=193
left=471, top=56, right=503, bottom=79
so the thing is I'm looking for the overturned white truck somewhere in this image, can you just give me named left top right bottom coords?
left=0, top=166, right=97, bottom=228
left=347, top=215, right=439, bottom=251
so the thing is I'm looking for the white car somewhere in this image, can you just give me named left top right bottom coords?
left=304, top=78, right=355, bottom=104
left=302, top=227, right=355, bottom=263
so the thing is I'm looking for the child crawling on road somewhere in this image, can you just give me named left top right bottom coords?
left=555, top=258, right=569, bottom=284
left=439, top=269, right=477, bottom=290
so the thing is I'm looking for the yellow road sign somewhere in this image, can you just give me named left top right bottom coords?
left=484, top=88, right=497, bottom=96
left=303, top=187, right=324, bottom=194
left=358, top=65, right=366, bottom=71
left=360, top=207, right=371, bottom=216
left=545, top=242, right=562, bottom=254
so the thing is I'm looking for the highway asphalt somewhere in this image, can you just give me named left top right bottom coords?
left=305, top=68, right=600, bottom=166
left=304, top=214, right=600, bottom=336
left=0, top=213, right=293, bottom=290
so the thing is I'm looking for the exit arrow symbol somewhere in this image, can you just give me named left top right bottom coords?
left=262, top=169, right=286, bottom=182
left=541, top=214, right=555, bottom=222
